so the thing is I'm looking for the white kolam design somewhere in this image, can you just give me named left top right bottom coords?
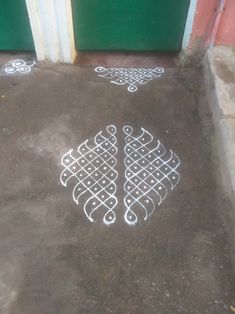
left=0, top=59, right=35, bottom=76
left=95, top=66, right=164, bottom=92
left=123, top=125, right=181, bottom=225
left=60, top=125, right=118, bottom=225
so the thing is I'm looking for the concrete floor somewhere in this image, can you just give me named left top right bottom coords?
left=0, top=54, right=234, bottom=313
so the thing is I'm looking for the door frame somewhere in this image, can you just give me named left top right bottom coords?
left=25, top=0, right=197, bottom=63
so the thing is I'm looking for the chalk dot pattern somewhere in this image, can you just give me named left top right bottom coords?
left=60, top=125, right=118, bottom=225
left=0, top=59, right=36, bottom=76
left=123, top=125, right=181, bottom=225
left=95, top=66, right=164, bottom=92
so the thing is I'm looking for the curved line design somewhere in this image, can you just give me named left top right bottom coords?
left=0, top=59, right=35, bottom=76
left=60, top=125, right=181, bottom=226
left=123, top=125, right=181, bottom=225
left=95, top=66, right=164, bottom=92
left=60, top=125, right=118, bottom=225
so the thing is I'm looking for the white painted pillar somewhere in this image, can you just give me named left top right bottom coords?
left=25, top=0, right=76, bottom=63
left=182, top=0, right=198, bottom=51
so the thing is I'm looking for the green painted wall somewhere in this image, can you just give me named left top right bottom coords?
left=0, top=0, right=34, bottom=50
left=72, top=0, right=190, bottom=51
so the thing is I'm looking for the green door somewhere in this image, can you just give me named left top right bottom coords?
left=72, top=0, right=190, bottom=51
left=0, top=0, right=34, bottom=50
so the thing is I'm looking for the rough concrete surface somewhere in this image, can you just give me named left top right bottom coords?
left=205, top=46, right=235, bottom=121
left=0, top=53, right=235, bottom=314
left=218, top=119, right=235, bottom=195
left=204, top=46, right=235, bottom=269
left=204, top=47, right=235, bottom=193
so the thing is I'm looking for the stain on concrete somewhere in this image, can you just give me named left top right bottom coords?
left=17, top=114, right=75, bottom=161
left=215, top=59, right=235, bottom=84
left=0, top=56, right=234, bottom=314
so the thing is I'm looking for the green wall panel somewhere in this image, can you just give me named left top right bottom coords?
left=0, top=0, right=34, bottom=50
left=72, top=0, right=190, bottom=51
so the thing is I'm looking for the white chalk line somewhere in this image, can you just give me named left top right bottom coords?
left=60, top=125, right=118, bottom=225
left=123, top=125, right=181, bottom=225
left=60, top=125, right=181, bottom=226
left=0, top=59, right=36, bottom=76
left=95, top=66, right=164, bottom=92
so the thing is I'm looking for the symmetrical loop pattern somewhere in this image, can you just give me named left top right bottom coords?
left=95, top=66, right=164, bottom=92
left=0, top=59, right=35, bottom=76
left=60, top=125, right=181, bottom=226
left=123, top=125, right=181, bottom=225
left=60, top=125, right=118, bottom=225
